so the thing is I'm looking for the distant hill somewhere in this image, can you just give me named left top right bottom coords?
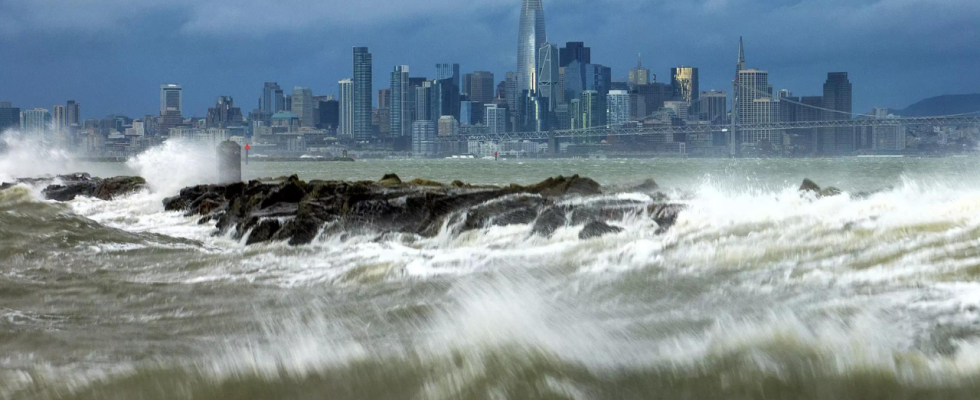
left=890, top=94, right=980, bottom=117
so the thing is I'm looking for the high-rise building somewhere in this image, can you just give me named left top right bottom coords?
left=467, top=71, right=495, bottom=104
left=66, top=100, right=80, bottom=127
left=206, top=96, right=244, bottom=128
left=629, top=54, right=651, bottom=86
left=317, top=100, right=340, bottom=131
left=415, top=81, right=433, bottom=123
left=821, top=72, right=854, bottom=155
left=580, top=90, right=605, bottom=128
left=160, top=84, right=183, bottom=116
left=484, top=104, right=508, bottom=135
left=607, top=90, right=630, bottom=127
left=291, top=87, right=314, bottom=127
left=434, top=64, right=461, bottom=120
left=559, top=42, right=591, bottom=68
left=517, top=0, right=546, bottom=97
left=261, top=82, right=285, bottom=113
left=412, top=120, right=437, bottom=157
left=735, top=69, right=778, bottom=146
left=630, top=83, right=673, bottom=120
left=20, top=108, right=52, bottom=133
left=390, top=65, right=411, bottom=138
left=159, top=84, right=184, bottom=134
left=338, top=79, right=354, bottom=138
left=699, top=91, right=728, bottom=124
left=671, top=67, right=699, bottom=118
left=537, top=43, right=560, bottom=113
left=459, top=101, right=476, bottom=126
left=352, top=47, right=373, bottom=141
left=0, top=102, right=20, bottom=132
left=437, top=115, right=459, bottom=137
left=378, top=88, right=391, bottom=110
left=52, top=105, right=67, bottom=131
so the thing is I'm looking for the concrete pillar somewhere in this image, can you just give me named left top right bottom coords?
left=217, top=141, right=242, bottom=183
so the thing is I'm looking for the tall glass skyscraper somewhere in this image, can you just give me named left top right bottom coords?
left=352, top=47, right=373, bottom=141
left=390, top=65, right=410, bottom=137
left=338, top=79, right=354, bottom=138
left=517, top=0, right=546, bottom=97
left=537, top=42, right=559, bottom=113
left=671, top=67, right=700, bottom=117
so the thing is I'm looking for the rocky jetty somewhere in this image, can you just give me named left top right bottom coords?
left=162, top=174, right=683, bottom=246
left=0, top=173, right=147, bottom=201
left=799, top=179, right=842, bottom=198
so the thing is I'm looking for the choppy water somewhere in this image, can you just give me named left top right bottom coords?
left=4, top=140, right=980, bottom=399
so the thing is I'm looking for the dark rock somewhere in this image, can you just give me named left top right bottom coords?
left=42, top=181, right=98, bottom=201
left=799, top=179, right=843, bottom=198
left=523, top=175, right=601, bottom=197
left=631, top=178, right=660, bottom=192
left=649, top=204, right=684, bottom=232
left=532, top=206, right=568, bottom=236
left=379, top=174, right=402, bottom=186
left=198, top=199, right=222, bottom=215
left=579, top=220, right=623, bottom=240
left=92, top=176, right=147, bottom=200
left=246, top=219, right=282, bottom=245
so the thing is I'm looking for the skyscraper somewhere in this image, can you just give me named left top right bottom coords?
left=581, top=90, right=605, bottom=128
left=517, top=0, right=546, bottom=97
left=537, top=42, right=560, bottom=113
left=821, top=72, right=854, bottom=155
left=671, top=67, right=699, bottom=118
left=699, top=91, right=728, bottom=124
left=484, top=104, right=508, bottom=135
left=338, top=79, right=354, bottom=138
left=261, top=82, right=285, bottom=113
left=736, top=69, right=777, bottom=146
left=206, top=96, right=244, bottom=129
left=352, top=47, right=373, bottom=141
left=66, top=100, right=80, bottom=127
left=20, top=108, right=52, bottom=133
left=415, top=81, right=433, bottom=123
left=435, top=63, right=461, bottom=120
left=390, top=65, right=411, bottom=137
left=467, top=71, right=495, bottom=104
left=607, top=90, right=631, bottom=127
left=52, top=105, right=67, bottom=131
left=0, top=102, right=20, bottom=132
left=629, top=54, right=651, bottom=86
left=160, top=84, right=182, bottom=116
left=291, top=87, right=314, bottom=127
left=317, top=100, right=340, bottom=131
left=559, top=42, right=591, bottom=68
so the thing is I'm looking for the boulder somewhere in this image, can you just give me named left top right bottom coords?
left=799, top=179, right=843, bottom=198
left=379, top=174, right=402, bottom=186
left=246, top=219, right=282, bottom=245
left=532, top=206, right=568, bottom=237
left=579, top=220, right=623, bottom=240
left=91, top=176, right=147, bottom=200
left=523, top=175, right=601, bottom=197
left=630, top=178, right=660, bottom=192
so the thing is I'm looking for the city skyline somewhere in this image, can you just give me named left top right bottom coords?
left=1, top=0, right=977, bottom=118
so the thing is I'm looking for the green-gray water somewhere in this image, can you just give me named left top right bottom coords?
left=4, top=142, right=980, bottom=399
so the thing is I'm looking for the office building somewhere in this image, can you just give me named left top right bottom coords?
left=390, top=65, right=411, bottom=137
left=671, top=67, right=699, bottom=118
left=66, top=100, right=80, bottom=127
left=537, top=42, right=560, bottom=113
left=415, top=81, right=433, bottom=123
left=485, top=104, right=509, bottom=135
left=53, top=105, right=67, bottom=131
left=820, top=72, right=854, bottom=155
left=338, top=78, right=354, bottom=138
left=0, top=102, right=20, bottom=132
left=261, top=82, right=285, bottom=113
left=434, top=64, right=461, bottom=120
left=629, top=54, right=651, bottom=86
left=437, top=116, right=459, bottom=136
left=378, top=88, right=391, bottom=110
left=20, top=108, right=52, bottom=133
left=412, top=120, right=437, bottom=157
left=581, top=90, right=605, bottom=128
left=160, top=84, right=182, bottom=116
left=467, top=71, right=495, bottom=104
left=317, top=100, right=340, bottom=131
left=699, top=91, right=728, bottom=124
left=664, top=100, right=690, bottom=121
left=734, top=69, right=778, bottom=146
left=290, top=87, right=314, bottom=127
left=517, top=0, right=546, bottom=97
left=206, top=96, right=244, bottom=128
left=353, top=47, right=373, bottom=141
left=607, top=90, right=630, bottom=127
left=559, top=42, right=591, bottom=68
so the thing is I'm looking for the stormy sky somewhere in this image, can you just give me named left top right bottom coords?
left=1, top=0, right=978, bottom=118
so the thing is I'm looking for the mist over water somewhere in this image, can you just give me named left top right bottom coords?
left=5, top=148, right=980, bottom=398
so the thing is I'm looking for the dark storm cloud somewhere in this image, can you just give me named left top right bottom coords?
left=1, top=0, right=978, bottom=117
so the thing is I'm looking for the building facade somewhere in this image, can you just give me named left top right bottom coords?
left=671, top=67, right=699, bottom=119
left=607, top=90, right=631, bottom=127
left=338, top=79, right=354, bottom=138
left=352, top=47, right=373, bottom=141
